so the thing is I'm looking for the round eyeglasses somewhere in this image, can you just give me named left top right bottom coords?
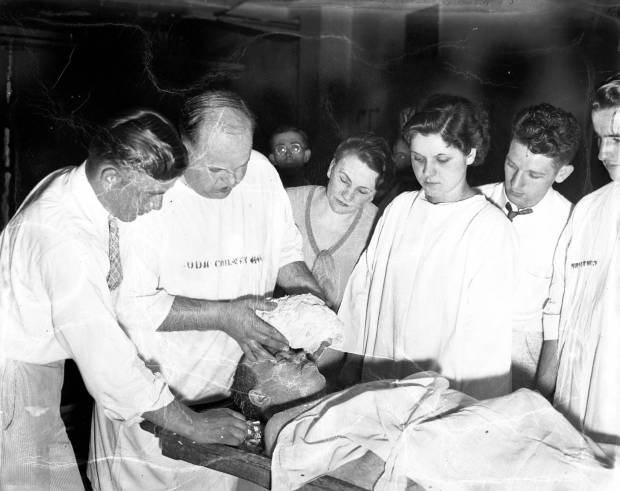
left=274, top=143, right=305, bottom=155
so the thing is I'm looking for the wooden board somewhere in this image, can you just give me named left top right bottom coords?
left=140, top=420, right=366, bottom=490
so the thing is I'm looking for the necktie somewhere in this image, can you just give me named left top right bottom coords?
left=106, top=216, right=123, bottom=291
left=505, top=202, right=533, bottom=221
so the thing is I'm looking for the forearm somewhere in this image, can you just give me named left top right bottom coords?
left=142, top=399, right=197, bottom=438
left=158, top=296, right=224, bottom=332
left=277, top=261, right=325, bottom=300
left=535, top=339, right=559, bottom=399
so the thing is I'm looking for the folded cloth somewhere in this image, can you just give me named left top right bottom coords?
left=271, top=373, right=618, bottom=491
left=255, top=294, right=344, bottom=353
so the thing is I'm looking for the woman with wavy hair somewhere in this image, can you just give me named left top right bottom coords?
left=338, top=94, right=517, bottom=400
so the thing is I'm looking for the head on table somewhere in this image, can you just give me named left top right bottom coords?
left=231, top=349, right=327, bottom=422
left=592, top=74, right=620, bottom=182
left=325, top=133, right=391, bottom=215
left=503, top=103, right=580, bottom=209
left=403, top=94, right=489, bottom=204
left=86, top=110, right=187, bottom=221
left=180, top=90, right=256, bottom=199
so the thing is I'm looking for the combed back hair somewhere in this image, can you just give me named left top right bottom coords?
left=180, top=90, right=256, bottom=146
left=270, top=125, right=309, bottom=150
left=592, top=73, right=620, bottom=112
left=88, top=109, right=187, bottom=181
left=333, top=132, right=393, bottom=187
left=403, top=94, right=490, bottom=167
left=512, top=103, right=581, bottom=167
left=230, top=361, right=263, bottom=421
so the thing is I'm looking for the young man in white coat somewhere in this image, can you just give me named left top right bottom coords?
left=88, top=91, right=325, bottom=490
left=479, top=103, right=580, bottom=390
left=0, top=111, right=245, bottom=490
left=536, top=75, right=620, bottom=451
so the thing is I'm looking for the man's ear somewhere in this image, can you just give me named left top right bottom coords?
left=326, top=159, right=335, bottom=178
left=303, top=149, right=311, bottom=164
left=465, top=148, right=477, bottom=166
left=248, top=389, right=270, bottom=408
left=100, top=166, right=123, bottom=192
left=554, top=164, right=574, bottom=183
left=268, top=153, right=276, bottom=164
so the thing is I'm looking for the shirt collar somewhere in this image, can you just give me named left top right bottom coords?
left=501, top=184, right=555, bottom=215
left=70, top=162, right=111, bottom=231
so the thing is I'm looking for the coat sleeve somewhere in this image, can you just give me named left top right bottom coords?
left=40, top=239, right=173, bottom=423
left=541, top=214, right=573, bottom=341
left=338, top=201, right=392, bottom=355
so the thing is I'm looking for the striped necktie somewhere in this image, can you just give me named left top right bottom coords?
left=106, top=216, right=123, bottom=291
left=505, top=202, right=533, bottom=221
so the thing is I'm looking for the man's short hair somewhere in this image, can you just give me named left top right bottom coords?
left=179, top=90, right=256, bottom=146
left=592, top=73, right=620, bottom=112
left=512, top=103, right=581, bottom=167
left=269, top=125, right=309, bottom=150
left=231, top=362, right=262, bottom=421
left=88, top=109, right=187, bottom=181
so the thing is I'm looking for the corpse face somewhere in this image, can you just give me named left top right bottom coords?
left=246, top=349, right=326, bottom=408
left=503, top=140, right=573, bottom=209
left=410, top=132, right=475, bottom=204
left=184, top=126, right=252, bottom=199
left=592, top=107, right=620, bottom=182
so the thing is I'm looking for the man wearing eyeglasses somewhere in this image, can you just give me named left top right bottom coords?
left=88, top=91, right=325, bottom=491
left=268, top=125, right=312, bottom=187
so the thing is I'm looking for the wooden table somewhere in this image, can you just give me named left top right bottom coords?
left=140, top=420, right=368, bottom=490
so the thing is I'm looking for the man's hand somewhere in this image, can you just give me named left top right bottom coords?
left=191, top=408, right=248, bottom=446
left=221, top=297, right=289, bottom=361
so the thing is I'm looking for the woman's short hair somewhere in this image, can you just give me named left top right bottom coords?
left=333, top=132, right=392, bottom=187
left=592, top=73, right=620, bottom=112
left=89, top=109, right=187, bottom=181
left=403, top=94, right=490, bottom=167
left=511, top=103, right=581, bottom=167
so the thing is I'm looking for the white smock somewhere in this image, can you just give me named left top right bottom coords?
left=543, top=181, right=620, bottom=446
left=88, top=151, right=304, bottom=490
left=271, top=374, right=617, bottom=491
left=339, top=191, right=517, bottom=400
left=479, top=182, right=572, bottom=388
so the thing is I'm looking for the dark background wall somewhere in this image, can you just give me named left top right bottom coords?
left=1, top=1, right=619, bottom=225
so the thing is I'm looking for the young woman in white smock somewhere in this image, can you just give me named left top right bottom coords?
left=339, top=94, right=518, bottom=400
left=287, top=134, right=391, bottom=310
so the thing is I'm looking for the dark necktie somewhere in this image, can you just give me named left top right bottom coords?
left=106, top=216, right=123, bottom=291
left=505, top=202, right=533, bottom=221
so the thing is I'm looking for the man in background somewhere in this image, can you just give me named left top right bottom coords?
left=268, top=125, right=312, bottom=187
left=479, top=102, right=580, bottom=389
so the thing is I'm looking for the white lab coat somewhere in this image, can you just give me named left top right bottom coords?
left=479, top=183, right=572, bottom=388
left=544, top=181, right=620, bottom=445
left=339, top=191, right=517, bottom=399
left=88, top=151, right=304, bottom=490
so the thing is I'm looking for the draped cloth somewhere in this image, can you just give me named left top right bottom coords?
left=271, top=374, right=617, bottom=491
